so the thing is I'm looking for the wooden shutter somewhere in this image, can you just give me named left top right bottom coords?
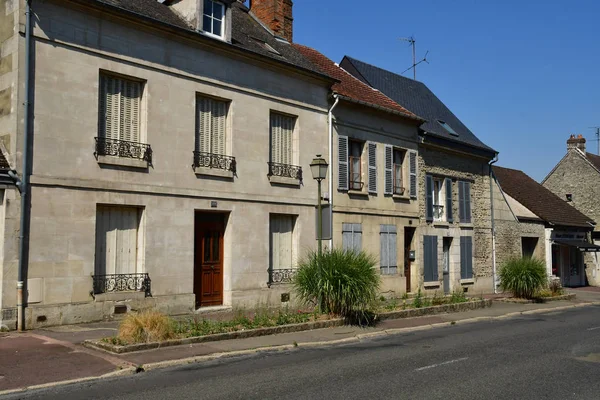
left=211, top=99, right=227, bottom=155
left=368, top=142, right=377, bottom=194
left=380, top=225, right=397, bottom=274
left=270, top=113, right=294, bottom=165
left=342, top=223, right=352, bottom=252
left=459, top=181, right=472, bottom=223
left=342, top=223, right=361, bottom=252
left=426, top=175, right=434, bottom=222
left=95, top=206, right=140, bottom=277
left=338, top=135, right=349, bottom=191
left=353, top=223, right=362, bottom=252
left=279, top=216, right=294, bottom=269
left=464, top=182, right=472, bottom=223
left=197, top=97, right=211, bottom=153
left=120, top=79, right=141, bottom=143
left=423, top=235, right=439, bottom=282
left=409, top=151, right=418, bottom=198
left=384, top=145, right=393, bottom=195
left=270, top=113, right=281, bottom=163
left=460, top=236, right=473, bottom=279
left=100, top=75, right=121, bottom=141
left=445, top=178, right=453, bottom=222
left=270, top=216, right=280, bottom=270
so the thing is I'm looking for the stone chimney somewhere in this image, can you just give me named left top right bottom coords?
left=567, top=134, right=586, bottom=153
left=249, top=0, right=294, bottom=42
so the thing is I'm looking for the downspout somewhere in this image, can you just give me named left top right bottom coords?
left=327, top=94, right=340, bottom=250
left=17, top=0, right=33, bottom=331
left=489, top=153, right=499, bottom=294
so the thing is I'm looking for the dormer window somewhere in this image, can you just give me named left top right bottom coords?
left=203, top=0, right=225, bottom=38
left=437, top=120, right=459, bottom=137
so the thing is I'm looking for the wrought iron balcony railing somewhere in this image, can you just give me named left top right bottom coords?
left=267, top=268, right=297, bottom=288
left=433, top=204, right=445, bottom=220
left=92, top=273, right=152, bottom=297
left=268, top=162, right=302, bottom=181
left=95, top=137, right=153, bottom=165
left=193, top=151, right=236, bottom=173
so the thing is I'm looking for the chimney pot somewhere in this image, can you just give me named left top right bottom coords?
left=567, top=134, right=586, bottom=153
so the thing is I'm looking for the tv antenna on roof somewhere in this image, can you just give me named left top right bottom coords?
left=399, top=36, right=429, bottom=80
left=588, top=127, right=600, bottom=155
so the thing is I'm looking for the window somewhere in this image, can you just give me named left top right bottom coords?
left=458, top=181, right=472, bottom=223
left=426, top=175, right=445, bottom=221
left=196, top=96, right=228, bottom=155
left=393, top=149, right=404, bottom=195
left=380, top=225, right=397, bottom=275
left=203, top=0, right=225, bottom=38
left=342, top=223, right=362, bottom=253
left=270, top=112, right=295, bottom=166
left=521, top=237, right=538, bottom=259
left=269, top=215, right=296, bottom=273
left=423, top=235, right=439, bottom=282
left=94, top=205, right=144, bottom=278
left=99, top=74, right=142, bottom=143
left=438, top=120, right=459, bottom=136
left=349, top=140, right=363, bottom=190
left=460, top=236, right=473, bottom=279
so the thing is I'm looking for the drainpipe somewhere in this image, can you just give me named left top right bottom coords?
left=17, top=0, right=33, bottom=331
left=327, top=95, right=340, bottom=250
left=489, top=153, right=499, bottom=294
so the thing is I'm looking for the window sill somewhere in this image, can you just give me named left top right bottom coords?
left=97, top=155, right=149, bottom=169
left=348, top=189, right=369, bottom=197
left=392, top=194, right=410, bottom=201
left=459, top=223, right=474, bottom=229
left=460, top=278, right=475, bottom=285
left=433, top=221, right=450, bottom=228
left=93, top=291, right=146, bottom=302
left=269, top=176, right=301, bottom=186
left=195, top=167, right=234, bottom=179
left=423, top=281, right=440, bottom=288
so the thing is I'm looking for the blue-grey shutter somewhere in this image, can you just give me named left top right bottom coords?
left=380, top=226, right=388, bottom=273
left=342, top=223, right=352, bottom=251
left=445, top=178, right=453, bottom=222
left=368, top=142, right=377, bottom=194
left=464, top=182, right=472, bottom=223
left=389, top=228, right=397, bottom=274
left=458, top=181, right=465, bottom=223
left=409, top=151, right=418, bottom=198
left=423, top=235, right=438, bottom=282
left=353, top=223, right=362, bottom=252
left=380, top=225, right=397, bottom=274
left=460, top=236, right=473, bottom=279
left=338, top=136, right=349, bottom=191
left=384, top=145, right=393, bottom=195
left=431, top=236, right=438, bottom=281
left=426, top=175, right=434, bottom=222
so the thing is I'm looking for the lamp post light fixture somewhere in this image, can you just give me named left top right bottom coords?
left=310, top=155, right=328, bottom=257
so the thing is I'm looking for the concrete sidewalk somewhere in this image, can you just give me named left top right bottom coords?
left=1, top=289, right=598, bottom=395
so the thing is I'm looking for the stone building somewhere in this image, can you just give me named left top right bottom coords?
left=543, top=135, right=600, bottom=285
left=494, top=165, right=597, bottom=287
left=294, top=45, right=424, bottom=297
left=0, top=0, right=336, bottom=329
left=341, top=57, right=497, bottom=295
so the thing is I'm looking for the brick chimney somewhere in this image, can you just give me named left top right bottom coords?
left=249, top=0, right=294, bottom=42
left=567, top=134, right=586, bottom=153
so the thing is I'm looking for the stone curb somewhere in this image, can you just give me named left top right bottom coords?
left=495, top=293, right=576, bottom=304
left=85, top=299, right=492, bottom=355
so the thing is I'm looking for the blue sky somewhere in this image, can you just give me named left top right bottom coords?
left=293, top=0, right=600, bottom=181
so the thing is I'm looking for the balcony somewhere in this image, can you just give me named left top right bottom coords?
left=267, top=268, right=298, bottom=288
left=95, top=137, right=152, bottom=168
left=193, top=151, right=236, bottom=178
left=92, top=273, right=152, bottom=298
left=268, top=162, right=302, bottom=186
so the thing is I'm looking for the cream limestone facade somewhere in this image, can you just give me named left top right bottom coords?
left=0, top=0, right=332, bottom=328
left=331, top=102, right=421, bottom=298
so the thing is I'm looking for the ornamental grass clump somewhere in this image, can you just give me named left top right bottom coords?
left=117, top=310, right=175, bottom=344
left=499, top=257, right=547, bottom=299
left=293, top=248, right=380, bottom=321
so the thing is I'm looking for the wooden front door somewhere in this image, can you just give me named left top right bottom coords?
left=194, top=213, right=224, bottom=308
left=404, top=227, right=415, bottom=292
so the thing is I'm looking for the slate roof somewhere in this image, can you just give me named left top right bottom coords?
left=493, top=166, right=595, bottom=228
left=586, top=152, right=600, bottom=171
left=293, top=44, right=422, bottom=121
left=340, top=56, right=496, bottom=154
left=86, top=0, right=325, bottom=76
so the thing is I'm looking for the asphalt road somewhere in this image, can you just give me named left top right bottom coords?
left=5, top=306, right=600, bottom=400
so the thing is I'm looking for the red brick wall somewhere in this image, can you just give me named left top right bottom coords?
left=250, top=0, right=294, bottom=42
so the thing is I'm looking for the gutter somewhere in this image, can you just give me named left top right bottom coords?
left=16, top=0, right=33, bottom=331
left=489, top=154, right=499, bottom=294
left=327, top=95, right=340, bottom=249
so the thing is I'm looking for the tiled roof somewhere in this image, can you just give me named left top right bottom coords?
left=293, top=44, right=422, bottom=121
left=586, top=152, right=600, bottom=171
left=86, top=0, right=325, bottom=76
left=340, top=56, right=496, bottom=154
left=493, top=166, right=595, bottom=228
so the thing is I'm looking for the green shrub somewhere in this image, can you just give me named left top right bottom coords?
left=293, top=248, right=380, bottom=320
left=499, top=257, right=547, bottom=299
left=412, top=289, right=423, bottom=308
left=450, top=290, right=468, bottom=304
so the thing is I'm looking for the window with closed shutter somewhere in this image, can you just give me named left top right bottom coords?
left=196, top=96, right=228, bottom=155
left=270, top=215, right=295, bottom=272
left=423, top=235, right=439, bottom=282
left=99, top=74, right=142, bottom=143
left=349, top=140, right=363, bottom=190
left=342, top=223, right=362, bottom=253
left=338, top=135, right=349, bottom=191
left=458, top=181, right=472, bottom=223
left=380, top=225, right=397, bottom=275
left=368, top=142, right=377, bottom=194
left=95, top=206, right=142, bottom=277
left=409, top=151, right=418, bottom=198
left=270, top=113, right=295, bottom=165
left=460, top=236, right=473, bottom=279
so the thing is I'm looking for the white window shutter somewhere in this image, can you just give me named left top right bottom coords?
left=270, top=113, right=280, bottom=163
left=409, top=151, right=418, bottom=199
left=384, top=145, right=393, bottom=195
left=211, top=99, right=227, bottom=155
left=338, top=135, right=349, bottom=191
left=100, top=75, right=121, bottom=141
left=119, top=80, right=140, bottom=143
left=368, top=142, right=377, bottom=194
